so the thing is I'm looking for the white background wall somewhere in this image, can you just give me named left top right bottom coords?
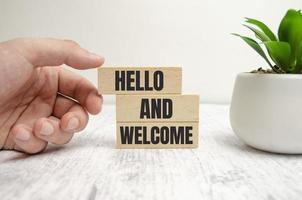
left=0, top=0, right=301, bottom=104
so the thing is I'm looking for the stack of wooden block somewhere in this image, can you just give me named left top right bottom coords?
left=98, top=67, right=199, bottom=149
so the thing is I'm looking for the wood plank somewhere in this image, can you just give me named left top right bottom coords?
left=98, top=67, right=182, bottom=94
left=3, top=104, right=302, bottom=199
left=116, top=122, right=198, bottom=148
left=116, top=94, right=199, bottom=122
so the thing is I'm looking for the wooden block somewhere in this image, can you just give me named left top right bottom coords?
left=116, top=122, right=199, bottom=148
left=116, top=94, right=199, bottom=122
left=98, top=67, right=182, bottom=94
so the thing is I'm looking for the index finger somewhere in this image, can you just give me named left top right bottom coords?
left=3, top=38, right=104, bottom=69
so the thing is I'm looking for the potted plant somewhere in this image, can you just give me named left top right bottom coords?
left=230, top=9, right=302, bottom=154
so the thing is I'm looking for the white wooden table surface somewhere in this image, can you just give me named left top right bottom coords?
left=1, top=104, right=302, bottom=200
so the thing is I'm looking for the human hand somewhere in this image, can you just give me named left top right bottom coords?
left=0, top=38, right=104, bottom=154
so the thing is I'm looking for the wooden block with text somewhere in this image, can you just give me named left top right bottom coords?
left=116, top=94, right=199, bottom=148
left=98, top=67, right=182, bottom=94
left=116, top=122, right=199, bottom=148
left=116, top=95, right=199, bottom=122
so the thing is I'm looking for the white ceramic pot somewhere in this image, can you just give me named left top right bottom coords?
left=230, top=72, right=302, bottom=154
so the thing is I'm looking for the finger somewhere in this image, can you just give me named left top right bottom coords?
left=11, top=124, right=47, bottom=154
left=58, top=69, right=103, bottom=115
left=53, top=94, right=77, bottom=118
left=4, top=38, right=105, bottom=69
left=60, top=104, right=89, bottom=132
left=34, top=116, right=73, bottom=145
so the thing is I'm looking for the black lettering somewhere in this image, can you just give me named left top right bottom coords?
left=121, top=125, right=193, bottom=146
left=135, top=70, right=144, bottom=91
left=163, top=99, right=173, bottom=118
left=142, top=126, right=150, bottom=144
left=151, top=127, right=160, bottom=144
left=126, top=71, right=135, bottom=91
left=120, top=126, right=134, bottom=144
left=115, top=71, right=125, bottom=91
left=140, top=98, right=173, bottom=119
left=151, top=98, right=161, bottom=118
left=153, top=71, right=164, bottom=91
left=140, top=99, right=150, bottom=119
left=134, top=127, right=142, bottom=144
left=144, top=71, right=153, bottom=91
left=115, top=70, right=165, bottom=92
left=160, top=126, right=170, bottom=144
left=170, top=126, right=184, bottom=144
left=185, top=127, right=193, bottom=144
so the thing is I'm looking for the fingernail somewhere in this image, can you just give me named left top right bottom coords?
left=88, top=52, right=104, bottom=61
left=66, top=118, right=79, bottom=131
left=40, top=121, right=54, bottom=136
left=16, top=129, right=31, bottom=141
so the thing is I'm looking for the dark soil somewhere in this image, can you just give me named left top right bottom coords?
left=250, top=66, right=285, bottom=74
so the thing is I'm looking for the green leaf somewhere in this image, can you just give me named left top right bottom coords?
left=245, top=18, right=277, bottom=41
left=264, top=41, right=292, bottom=72
left=296, top=41, right=302, bottom=72
left=278, top=9, right=302, bottom=65
left=232, top=33, right=272, bottom=67
left=243, top=24, right=271, bottom=42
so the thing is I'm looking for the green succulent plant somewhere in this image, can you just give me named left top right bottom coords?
left=233, top=9, right=302, bottom=74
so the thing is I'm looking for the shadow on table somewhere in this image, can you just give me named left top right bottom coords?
left=1, top=135, right=115, bottom=163
left=216, top=133, right=302, bottom=157
left=0, top=146, right=65, bottom=162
